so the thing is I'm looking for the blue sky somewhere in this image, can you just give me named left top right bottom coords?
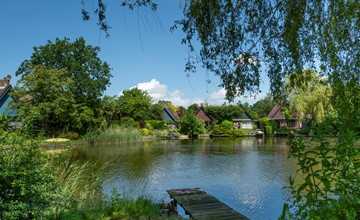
left=0, top=0, right=269, bottom=106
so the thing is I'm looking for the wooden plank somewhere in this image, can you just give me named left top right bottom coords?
left=167, top=188, right=249, bottom=220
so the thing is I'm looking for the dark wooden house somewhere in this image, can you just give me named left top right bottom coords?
left=267, top=105, right=301, bottom=129
left=195, top=106, right=212, bottom=129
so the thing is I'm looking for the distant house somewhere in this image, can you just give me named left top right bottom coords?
left=267, top=105, right=301, bottom=129
left=162, top=107, right=180, bottom=128
left=0, top=79, right=16, bottom=117
left=195, top=106, right=212, bottom=129
left=233, top=112, right=256, bottom=129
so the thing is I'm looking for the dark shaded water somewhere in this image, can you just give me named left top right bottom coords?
left=72, top=137, right=297, bottom=220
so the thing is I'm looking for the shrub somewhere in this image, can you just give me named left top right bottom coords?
left=265, top=126, right=272, bottom=135
left=0, top=139, right=57, bottom=219
left=119, top=117, right=137, bottom=128
left=140, top=128, right=151, bottom=136
left=146, top=120, right=166, bottom=129
left=211, top=120, right=244, bottom=137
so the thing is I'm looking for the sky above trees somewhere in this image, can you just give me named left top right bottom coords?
left=0, top=0, right=269, bottom=107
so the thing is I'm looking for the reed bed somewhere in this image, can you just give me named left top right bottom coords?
left=84, top=126, right=143, bottom=143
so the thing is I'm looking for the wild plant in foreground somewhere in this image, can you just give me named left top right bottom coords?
left=280, top=131, right=360, bottom=219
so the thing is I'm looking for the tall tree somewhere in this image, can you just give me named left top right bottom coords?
left=285, top=70, right=333, bottom=125
left=12, top=65, right=76, bottom=136
left=16, top=37, right=112, bottom=109
left=118, top=88, right=152, bottom=121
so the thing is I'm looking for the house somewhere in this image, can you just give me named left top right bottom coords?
left=162, top=107, right=180, bottom=128
left=267, top=105, right=301, bottom=129
left=0, top=78, right=16, bottom=117
left=233, top=112, right=256, bottom=129
left=195, top=106, right=212, bottom=129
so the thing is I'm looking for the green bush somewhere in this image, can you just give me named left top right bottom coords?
left=211, top=120, right=244, bottom=137
left=146, top=120, right=166, bottom=129
left=140, top=128, right=151, bottom=136
left=119, top=117, right=138, bottom=128
left=0, top=139, right=57, bottom=219
left=265, top=126, right=272, bottom=135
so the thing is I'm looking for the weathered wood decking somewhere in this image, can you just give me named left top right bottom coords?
left=167, top=188, right=249, bottom=220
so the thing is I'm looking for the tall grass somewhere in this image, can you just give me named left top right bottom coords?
left=84, top=126, right=142, bottom=143
left=46, top=151, right=108, bottom=219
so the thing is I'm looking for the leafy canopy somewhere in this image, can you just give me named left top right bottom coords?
left=16, top=37, right=112, bottom=109
left=118, top=87, right=153, bottom=121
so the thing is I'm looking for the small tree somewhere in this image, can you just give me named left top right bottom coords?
left=179, top=112, right=204, bottom=137
left=117, top=88, right=152, bottom=122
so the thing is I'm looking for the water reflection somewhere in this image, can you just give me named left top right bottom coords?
left=72, top=137, right=297, bottom=220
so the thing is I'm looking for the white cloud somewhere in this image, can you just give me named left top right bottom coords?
left=206, top=88, right=267, bottom=106
left=136, top=79, right=167, bottom=101
left=119, top=79, right=267, bottom=108
left=120, top=79, right=194, bottom=106
left=168, top=90, right=190, bottom=106
left=207, top=88, right=227, bottom=105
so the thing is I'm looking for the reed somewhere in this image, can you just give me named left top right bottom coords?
left=84, top=126, right=142, bottom=143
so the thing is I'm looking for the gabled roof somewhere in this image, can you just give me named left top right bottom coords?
left=195, top=106, right=212, bottom=122
left=233, top=111, right=254, bottom=121
left=267, top=105, right=285, bottom=120
left=163, top=107, right=180, bottom=122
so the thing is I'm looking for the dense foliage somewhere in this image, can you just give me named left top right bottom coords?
left=211, top=120, right=244, bottom=137
left=0, top=140, right=56, bottom=219
left=281, top=131, right=360, bottom=219
left=179, top=111, right=204, bottom=137
left=284, top=70, right=333, bottom=127
left=118, top=88, right=153, bottom=121
left=16, top=37, right=111, bottom=109
left=249, top=94, right=276, bottom=119
left=13, top=38, right=111, bottom=136
left=204, top=105, right=243, bottom=123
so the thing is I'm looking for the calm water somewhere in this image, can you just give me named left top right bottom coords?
left=72, top=137, right=297, bottom=220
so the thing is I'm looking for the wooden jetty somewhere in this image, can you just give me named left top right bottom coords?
left=167, top=188, right=249, bottom=220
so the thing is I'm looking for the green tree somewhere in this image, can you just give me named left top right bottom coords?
left=187, top=103, right=200, bottom=114
left=179, top=111, right=204, bottom=137
left=148, top=102, right=163, bottom=120
left=285, top=70, right=333, bottom=126
left=12, top=65, right=77, bottom=136
left=205, top=106, right=243, bottom=123
left=100, top=95, right=118, bottom=126
left=118, top=88, right=152, bottom=121
left=250, top=94, right=276, bottom=119
left=16, top=37, right=112, bottom=109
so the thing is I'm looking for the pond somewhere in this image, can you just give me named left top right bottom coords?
left=72, top=137, right=297, bottom=220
